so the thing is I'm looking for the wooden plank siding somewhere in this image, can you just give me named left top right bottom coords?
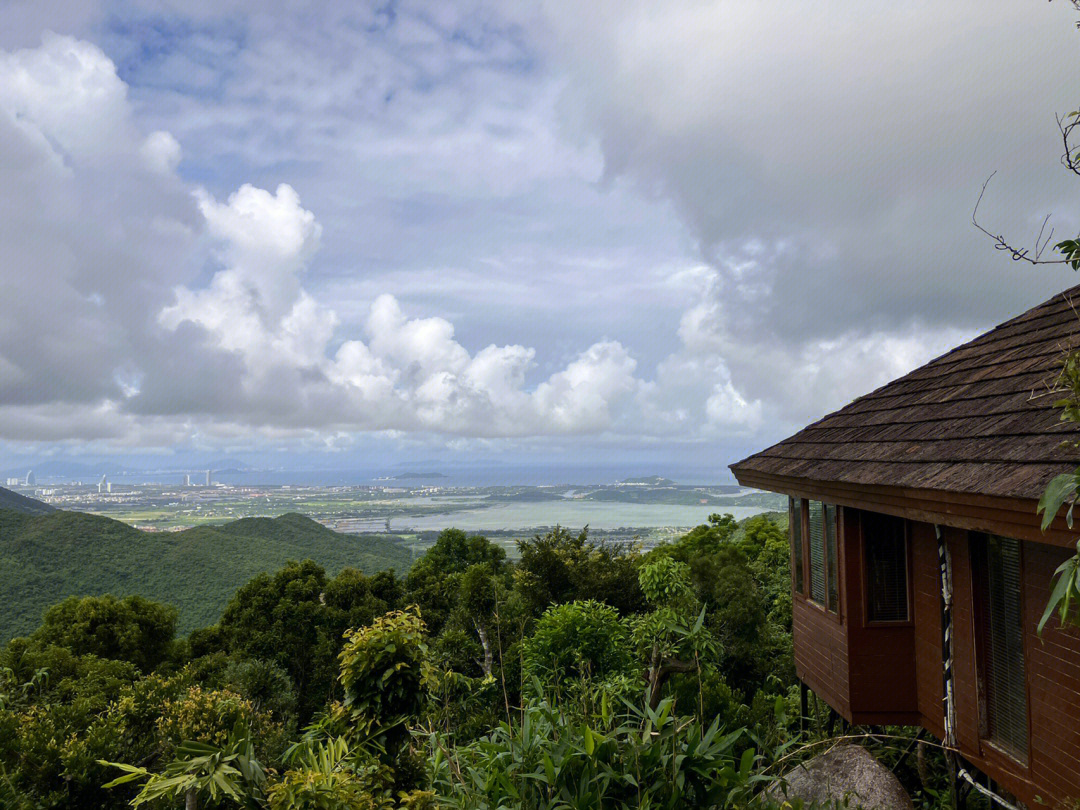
left=788, top=508, right=1080, bottom=807
left=1024, top=542, right=1080, bottom=805
left=792, top=595, right=851, bottom=718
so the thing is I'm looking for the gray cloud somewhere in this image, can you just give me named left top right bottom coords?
left=1, top=2, right=1077, bottom=462
left=535, top=0, right=1080, bottom=424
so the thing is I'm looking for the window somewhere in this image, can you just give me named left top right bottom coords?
left=808, top=501, right=826, bottom=603
left=973, top=534, right=1028, bottom=763
left=864, top=512, right=908, bottom=623
left=790, top=497, right=804, bottom=594
left=826, top=505, right=838, bottom=612
left=789, top=497, right=839, bottom=614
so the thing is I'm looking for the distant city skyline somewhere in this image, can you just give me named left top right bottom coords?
left=0, top=2, right=1077, bottom=471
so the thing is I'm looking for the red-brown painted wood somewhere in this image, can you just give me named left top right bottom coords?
left=786, top=503, right=1080, bottom=807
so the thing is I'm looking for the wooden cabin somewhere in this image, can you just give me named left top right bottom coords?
left=730, top=286, right=1080, bottom=808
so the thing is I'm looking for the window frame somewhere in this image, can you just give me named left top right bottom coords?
left=970, top=532, right=1031, bottom=768
left=789, top=496, right=841, bottom=617
left=861, top=511, right=913, bottom=627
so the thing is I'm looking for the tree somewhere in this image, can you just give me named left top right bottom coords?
left=337, top=606, right=429, bottom=783
left=30, top=594, right=177, bottom=673
left=521, top=600, right=634, bottom=687
left=405, top=530, right=509, bottom=661
left=633, top=557, right=718, bottom=711
left=216, top=560, right=336, bottom=721
left=513, top=526, right=645, bottom=616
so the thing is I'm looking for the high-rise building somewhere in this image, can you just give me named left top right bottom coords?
left=183, top=473, right=192, bottom=487
left=205, top=469, right=212, bottom=487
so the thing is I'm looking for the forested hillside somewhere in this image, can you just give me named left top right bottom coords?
left=0, top=509, right=413, bottom=641
left=0, top=513, right=952, bottom=809
left=0, top=486, right=55, bottom=515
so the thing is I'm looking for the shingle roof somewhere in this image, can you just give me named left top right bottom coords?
left=730, top=285, right=1080, bottom=500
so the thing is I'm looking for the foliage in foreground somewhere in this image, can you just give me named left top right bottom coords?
left=0, top=512, right=957, bottom=809
left=427, top=690, right=760, bottom=810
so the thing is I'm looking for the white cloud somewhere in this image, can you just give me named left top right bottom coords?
left=534, top=0, right=1079, bottom=435
left=147, top=174, right=666, bottom=439
left=0, top=32, right=132, bottom=160
left=160, top=183, right=334, bottom=376
left=0, top=10, right=1048, bottom=459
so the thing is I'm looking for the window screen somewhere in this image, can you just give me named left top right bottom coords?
left=978, top=535, right=1028, bottom=762
left=825, top=505, right=838, bottom=612
left=808, top=500, right=826, bottom=604
left=790, top=497, right=804, bottom=594
left=864, top=513, right=908, bottom=622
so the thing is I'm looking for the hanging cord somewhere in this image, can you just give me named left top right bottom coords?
left=937, top=524, right=956, bottom=747
left=936, top=524, right=962, bottom=810
left=957, top=768, right=1023, bottom=810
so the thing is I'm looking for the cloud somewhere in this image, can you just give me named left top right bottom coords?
left=0, top=33, right=199, bottom=414
left=157, top=183, right=647, bottom=438
left=160, top=183, right=331, bottom=374
left=534, top=0, right=1080, bottom=427
left=0, top=32, right=766, bottom=447
left=2, top=4, right=1069, bottom=462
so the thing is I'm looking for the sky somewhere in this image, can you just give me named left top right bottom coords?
left=0, top=1, right=1078, bottom=477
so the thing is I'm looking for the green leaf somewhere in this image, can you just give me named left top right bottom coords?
left=98, top=761, right=150, bottom=789
left=1038, top=472, right=1079, bottom=530
left=1040, top=557, right=1079, bottom=636
left=739, top=748, right=755, bottom=780
left=583, top=726, right=595, bottom=755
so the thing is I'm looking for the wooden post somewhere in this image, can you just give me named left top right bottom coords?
left=800, top=681, right=809, bottom=737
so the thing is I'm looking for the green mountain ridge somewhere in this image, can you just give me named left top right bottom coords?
left=0, top=508, right=413, bottom=643
left=0, top=485, right=56, bottom=515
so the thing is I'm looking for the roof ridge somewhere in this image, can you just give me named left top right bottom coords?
left=730, top=282, right=1080, bottom=500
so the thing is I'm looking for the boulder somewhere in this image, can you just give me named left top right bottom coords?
left=766, top=744, right=914, bottom=809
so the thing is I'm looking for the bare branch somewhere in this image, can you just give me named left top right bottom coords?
left=1060, top=111, right=1080, bottom=177
left=971, top=173, right=1072, bottom=265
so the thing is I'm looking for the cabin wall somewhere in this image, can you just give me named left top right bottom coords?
left=1024, top=542, right=1080, bottom=804
left=792, top=586, right=851, bottom=718
left=791, top=504, right=1080, bottom=806
left=845, top=508, right=918, bottom=722
left=910, top=523, right=1080, bottom=806
left=792, top=504, right=852, bottom=717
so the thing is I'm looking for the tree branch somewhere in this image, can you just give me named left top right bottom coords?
left=971, top=173, right=1069, bottom=265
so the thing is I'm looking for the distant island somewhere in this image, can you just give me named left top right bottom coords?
left=390, top=472, right=446, bottom=480
left=620, top=475, right=677, bottom=486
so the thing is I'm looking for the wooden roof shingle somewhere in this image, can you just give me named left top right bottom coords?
left=730, top=286, right=1080, bottom=500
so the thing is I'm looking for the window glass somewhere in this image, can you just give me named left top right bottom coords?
left=808, top=501, right=826, bottom=604
left=864, top=513, right=908, bottom=622
left=978, top=535, right=1027, bottom=762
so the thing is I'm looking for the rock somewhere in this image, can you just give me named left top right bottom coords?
left=766, top=744, right=914, bottom=809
